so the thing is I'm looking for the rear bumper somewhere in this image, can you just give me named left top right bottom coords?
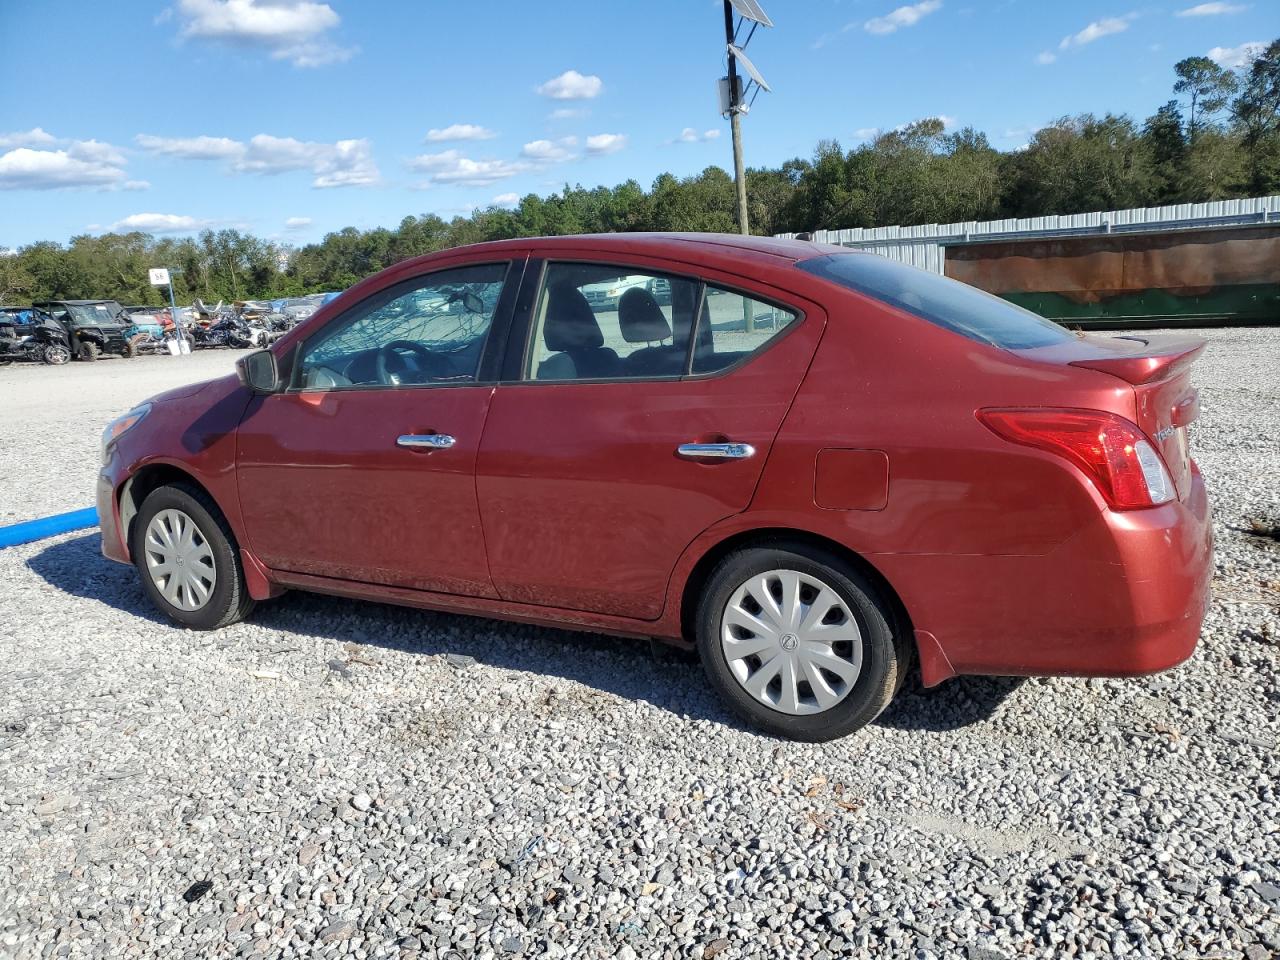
left=879, top=470, right=1212, bottom=685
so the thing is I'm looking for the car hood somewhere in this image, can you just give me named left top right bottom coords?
left=147, top=373, right=239, bottom=404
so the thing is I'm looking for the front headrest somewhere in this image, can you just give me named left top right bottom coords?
left=543, top=283, right=604, bottom=351
left=618, top=288, right=671, bottom=343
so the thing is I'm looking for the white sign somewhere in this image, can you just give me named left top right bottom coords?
left=148, top=268, right=170, bottom=286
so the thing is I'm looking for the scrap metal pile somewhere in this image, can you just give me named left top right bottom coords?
left=0, top=293, right=340, bottom=367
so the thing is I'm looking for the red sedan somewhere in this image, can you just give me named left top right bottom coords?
left=97, top=234, right=1212, bottom=740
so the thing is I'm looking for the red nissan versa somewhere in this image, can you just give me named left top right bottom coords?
left=97, top=234, right=1212, bottom=740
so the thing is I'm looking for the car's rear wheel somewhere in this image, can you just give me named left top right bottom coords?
left=696, top=543, right=904, bottom=741
left=131, top=483, right=255, bottom=630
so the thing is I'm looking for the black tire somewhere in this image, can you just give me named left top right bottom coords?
left=130, top=483, right=256, bottom=630
left=78, top=340, right=100, bottom=362
left=695, top=542, right=905, bottom=741
left=124, top=334, right=145, bottom=358
left=43, top=343, right=71, bottom=365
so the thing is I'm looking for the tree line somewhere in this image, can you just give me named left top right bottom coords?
left=2, top=41, right=1276, bottom=306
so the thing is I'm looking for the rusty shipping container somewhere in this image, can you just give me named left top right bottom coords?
left=780, top=196, right=1280, bottom=328
left=944, top=225, right=1280, bottom=327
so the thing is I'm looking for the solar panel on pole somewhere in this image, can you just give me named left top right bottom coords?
left=728, top=0, right=773, bottom=27
left=727, top=44, right=771, bottom=92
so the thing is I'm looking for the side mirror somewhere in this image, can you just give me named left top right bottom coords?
left=236, top=349, right=279, bottom=394
left=462, top=291, right=485, bottom=314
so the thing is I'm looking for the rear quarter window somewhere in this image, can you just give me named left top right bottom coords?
left=796, top=253, right=1072, bottom=350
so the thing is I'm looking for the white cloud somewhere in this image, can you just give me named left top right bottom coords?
left=670, top=127, right=721, bottom=144
left=0, top=136, right=130, bottom=191
left=520, top=137, right=577, bottom=163
left=1036, top=50, right=1057, bottom=65
left=172, top=0, right=355, bottom=67
left=491, top=193, right=520, bottom=208
left=864, top=0, right=942, bottom=35
left=1177, top=2, right=1247, bottom=15
left=135, top=134, right=245, bottom=159
left=1059, top=15, right=1136, bottom=50
left=536, top=69, right=603, bottom=100
left=284, top=216, right=312, bottom=229
left=1207, top=40, right=1265, bottom=67
left=124, top=180, right=151, bottom=191
left=109, top=213, right=214, bottom=233
left=310, top=138, right=379, bottom=187
left=409, top=150, right=528, bottom=187
left=0, top=127, right=57, bottom=149
left=548, top=107, right=587, bottom=121
left=136, top=131, right=379, bottom=187
left=854, top=126, right=880, bottom=141
left=425, top=124, right=497, bottom=142
left=585, top=134, right=627, bottom=156
left=66, top=140, right=127, bottom=167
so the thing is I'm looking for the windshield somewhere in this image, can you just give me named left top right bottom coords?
left=796, top=253, right=1072, bottom=350
left=65, top=302, right=126, bottom=327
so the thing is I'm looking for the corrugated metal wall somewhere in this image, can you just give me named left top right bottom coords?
left=777, top=195, right=1280, bottom=274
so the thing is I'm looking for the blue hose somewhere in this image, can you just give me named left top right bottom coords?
left=0, top=507, right=99, bottom=549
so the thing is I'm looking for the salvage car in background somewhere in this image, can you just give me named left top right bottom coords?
left=0, top=306, right=74, bottom=365
left=96, top=234, right=1212, bottom=740
left=32, top=300, right=135, bottom=360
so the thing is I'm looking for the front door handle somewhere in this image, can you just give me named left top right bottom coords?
left=397, top=434, right=456, bottom=450
left=676, top=442, right=756, bottom=460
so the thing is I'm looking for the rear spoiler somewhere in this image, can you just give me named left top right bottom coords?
left=1068, top=334, right=1206, bottom=385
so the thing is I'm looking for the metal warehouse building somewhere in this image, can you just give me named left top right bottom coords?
left=779, top=195, right=1280, bottom=326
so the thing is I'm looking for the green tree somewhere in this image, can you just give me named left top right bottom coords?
left=1174, top=56, right=1239, bottom=141
left=1231, top=39, right=1280, bottom=193
left=0, top=254, right=35, bottom=304
left=1143, top=101, right=1189, bottom=202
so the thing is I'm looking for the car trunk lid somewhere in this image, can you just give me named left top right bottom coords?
left=1016, top=332, right=1206, bottom=501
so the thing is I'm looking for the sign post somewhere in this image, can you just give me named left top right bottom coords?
left=148, top=268, right=187, bottom=354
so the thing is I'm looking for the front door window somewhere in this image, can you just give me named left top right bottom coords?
left=297, top=263, right=508, bottom=389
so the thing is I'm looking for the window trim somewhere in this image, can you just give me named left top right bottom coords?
left=288, top=259, right=518, bottom=394
left=509, top=258, right=805, bottom=386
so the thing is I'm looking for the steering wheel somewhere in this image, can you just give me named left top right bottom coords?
left=375, top=340, right=454, bottom=385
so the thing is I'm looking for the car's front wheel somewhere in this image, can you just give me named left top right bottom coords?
left=131, top=483, right=255, bottom=629
left=696, top=543, right=905, bottom=741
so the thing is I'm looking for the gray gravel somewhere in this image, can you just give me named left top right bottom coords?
left=0, top=327, right=1277, bottom=960
left=0, top=351, right=240, bottom=524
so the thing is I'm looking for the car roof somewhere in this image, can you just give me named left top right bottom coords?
left=457, top=232, right=848, bottom=261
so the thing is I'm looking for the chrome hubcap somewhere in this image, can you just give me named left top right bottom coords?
left=720, top=569, right=862, bottom=716
left=144, top=509, right=216, bottom=611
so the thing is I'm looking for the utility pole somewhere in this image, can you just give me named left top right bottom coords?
left=724, top=0, right=749, bottom=236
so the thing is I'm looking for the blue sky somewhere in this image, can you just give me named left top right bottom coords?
left=1, top=0, right=1275, bottom=249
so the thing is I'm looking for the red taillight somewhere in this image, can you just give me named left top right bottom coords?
left=977, top=408, right=1175, bottom=510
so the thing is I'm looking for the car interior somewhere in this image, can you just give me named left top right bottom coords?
left=297, top=261, right=798, bottom=390
left=531, top=264, right=779, bottom=381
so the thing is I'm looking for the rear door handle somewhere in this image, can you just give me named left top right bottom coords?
left=397, top=434, right=456, bottom=450
left=676, top=442, right=756, bottom=460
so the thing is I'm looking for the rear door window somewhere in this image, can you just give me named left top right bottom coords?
left=796, top=253, right=1072, bottom=349
left=691, top=285, right=797, bottom=374
left=525, top=263, right=700, bottom=381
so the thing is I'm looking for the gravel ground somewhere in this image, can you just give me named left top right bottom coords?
left=0, top=352, right=240, bottom=524
left=0, top=327, right=1277, bottom=960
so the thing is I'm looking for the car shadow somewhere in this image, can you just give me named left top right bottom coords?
left=25, top=532, right=1019, bottom=737
left=877, top=675, right=1029, bottom=732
